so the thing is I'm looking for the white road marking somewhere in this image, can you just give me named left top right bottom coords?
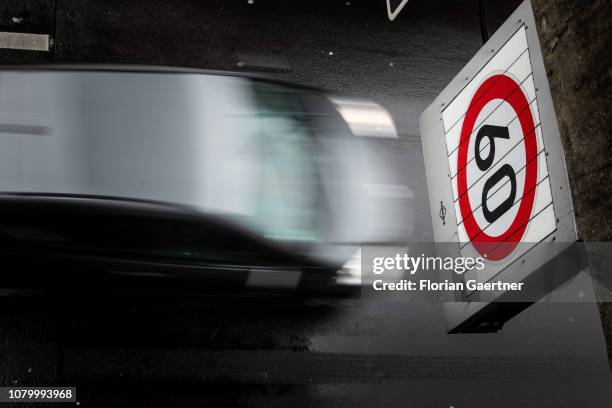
left=387, top=0, right=410, bottom=21
left=0, top=32, right=49, bottom=51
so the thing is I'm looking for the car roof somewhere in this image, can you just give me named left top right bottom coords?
left=0, top=63, right=326, bottom=93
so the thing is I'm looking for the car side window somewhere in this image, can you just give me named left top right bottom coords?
left=249, top=83, right=322, bottom=243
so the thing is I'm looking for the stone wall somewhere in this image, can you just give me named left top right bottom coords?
left=532, top=0, right=612, bottom=365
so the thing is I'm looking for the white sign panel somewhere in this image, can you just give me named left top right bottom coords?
left=445, top=25, right=556, bottom=283
left=419, top=1, right=577, bottom=332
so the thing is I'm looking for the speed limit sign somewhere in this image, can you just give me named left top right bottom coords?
left=419, top=1, right=578, bottom=331
left=456, top=73, right=540, bottom=261
left=443, top=24, right=556, bottom=264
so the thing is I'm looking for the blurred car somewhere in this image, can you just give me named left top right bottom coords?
left=0, top=65, right=413, bottom=292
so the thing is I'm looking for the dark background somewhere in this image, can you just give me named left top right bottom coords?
left=1, top=1, right=611, bottom=407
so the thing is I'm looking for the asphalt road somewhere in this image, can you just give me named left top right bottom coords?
left=1, top=1, right=611, bottom=407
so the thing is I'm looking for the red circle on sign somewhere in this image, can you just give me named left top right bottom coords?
left=457, top=74, right=537, bottom=261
